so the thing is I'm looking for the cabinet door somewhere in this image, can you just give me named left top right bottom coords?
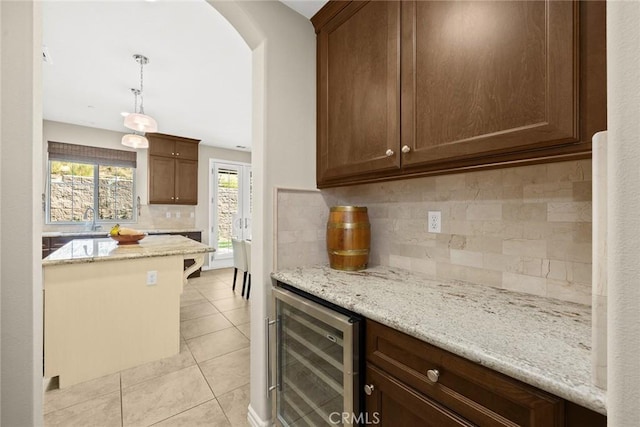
left=148, top=156, right=176, bottom=204
left=175, top=159, right=198, bottom=205
left=366, top=364, right=474, bottom=427
left=148, top=135, right=177, bottom=158
left=401, top=0, right=579, bottom=168
left=317, top=1, right=401, bottom=185
left=174, top=140, right=198, bottom=161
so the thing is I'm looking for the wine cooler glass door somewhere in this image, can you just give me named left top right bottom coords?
left=273, top=288, right=358, bottom=427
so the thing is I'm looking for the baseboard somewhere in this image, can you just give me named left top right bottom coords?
left=247, top=404, right=272, bottom=427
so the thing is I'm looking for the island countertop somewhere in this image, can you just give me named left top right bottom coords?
left=272, top=265, right=606, bottom=415
left=43, top=234, right=214, bottom=266
left=42, top=229, right=202, bottom=238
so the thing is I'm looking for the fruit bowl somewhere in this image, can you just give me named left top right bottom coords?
left=110, top=233, right=146, bottom=245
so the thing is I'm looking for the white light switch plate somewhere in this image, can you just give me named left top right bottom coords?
left=146, top=270, right=157, bottom=285
left=428, top=211, right=441, bottom=233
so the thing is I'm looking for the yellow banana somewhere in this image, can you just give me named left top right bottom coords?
left=109, top=224, right=120, bottom=237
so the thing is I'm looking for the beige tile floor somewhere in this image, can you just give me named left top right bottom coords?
left=44, top=268, right=252, bottom=427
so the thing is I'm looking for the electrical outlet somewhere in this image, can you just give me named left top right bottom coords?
left=165, top=212, right=171, bottom=218
left=146, top=270, right=157, bottom=286
left=428, top=211, right=441, bottom=233
left=175, top=212, right=181, bottom=219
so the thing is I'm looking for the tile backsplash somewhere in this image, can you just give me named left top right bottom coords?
left=320, top=160, right=593, bottom=305
left=275, top=189, right=329, bottom=270
left=42, top=204, right=196, bottom=232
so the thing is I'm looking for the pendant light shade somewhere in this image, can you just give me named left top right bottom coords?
left=121, top=133, right=149, bottom=149
left=123, top=54, right=158, bottom=134
left=124, top=113, right=158, bottom=133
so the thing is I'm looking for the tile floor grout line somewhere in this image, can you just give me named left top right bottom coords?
left=120, top=374, right=124, bottom=427
left=188, top=342, right=251, bottom=367
left=146, top=398, right=217, bottom=427
left=43, top=384, right=120, bottom=416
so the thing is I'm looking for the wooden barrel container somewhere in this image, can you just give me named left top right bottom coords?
left=327, top=206, right=370, bottom=271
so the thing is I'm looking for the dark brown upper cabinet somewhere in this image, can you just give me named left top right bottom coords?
left=147, top=133, right=200, bottom=205
left=313, top=0, right=606, bottom=188
left=316, top=1, right=401, bottom=183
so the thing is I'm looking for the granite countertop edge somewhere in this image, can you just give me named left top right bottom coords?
left=43, top=235, right=214, bottom=266
left=271, top=266, right=606, bottom=415
left=43, top=229, right=202, bottom=237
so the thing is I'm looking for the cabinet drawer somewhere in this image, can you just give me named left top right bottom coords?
left=366, top=320, right=563, bottom=427
left=366, top=364, right=474, bottom=427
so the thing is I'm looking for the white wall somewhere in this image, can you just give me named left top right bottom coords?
left=209, top=1, right=316, bottom=425
left=0, top=1, right=43, bottom=425
left=607, top=2, right=640, bottom=425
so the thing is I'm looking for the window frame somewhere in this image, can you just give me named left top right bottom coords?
left=46, top=159, right=138, bottom=226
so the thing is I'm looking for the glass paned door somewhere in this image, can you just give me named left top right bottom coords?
left=210, top=161, right=251, bottom=268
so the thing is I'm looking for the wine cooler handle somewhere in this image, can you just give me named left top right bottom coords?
left=266, top=317, right=277, bottom=396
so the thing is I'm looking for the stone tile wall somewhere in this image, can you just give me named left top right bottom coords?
left=275, top=188, right=328, bottom=270
left=321, top=160, right=593, bottom=305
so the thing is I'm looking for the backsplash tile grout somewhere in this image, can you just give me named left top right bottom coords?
left=276, top=160, right=592, bottom=306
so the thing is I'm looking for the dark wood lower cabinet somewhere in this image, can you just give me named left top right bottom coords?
left=365, top=319, right=607, bottom=426
left=366, top=364, right=474, bottom=427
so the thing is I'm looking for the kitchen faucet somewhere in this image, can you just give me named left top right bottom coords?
left=82, top=207, right=101, bottom=231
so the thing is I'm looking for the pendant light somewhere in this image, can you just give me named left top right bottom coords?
left=122, top=88, right=149, bottom=149
left=123, top=54, right=158, bottom=133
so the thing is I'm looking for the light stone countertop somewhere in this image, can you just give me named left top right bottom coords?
left=271, top=265, right=606, bottom=415
left=43, top=235, right=214, bottom=266
left=42, top=229, right=202, bottom=237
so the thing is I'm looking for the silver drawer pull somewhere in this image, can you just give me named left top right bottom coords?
left=326, top=334, right=337, bottom=343
left=427, top=369, right=440, bottom=383
left=364, top=384, right=375, bottom=395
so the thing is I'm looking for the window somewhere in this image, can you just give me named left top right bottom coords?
left=47, top=142, right=137, bottom=224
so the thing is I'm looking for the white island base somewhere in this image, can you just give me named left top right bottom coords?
left=44, top=250, right=199, bottom=388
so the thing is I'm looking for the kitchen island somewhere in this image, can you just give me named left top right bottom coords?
left=43, top=235, right=214, bottom=387
left=272, top=265, right=606, bottom=416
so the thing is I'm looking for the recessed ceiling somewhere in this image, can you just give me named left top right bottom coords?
left=42, top=0, right=252, bottom=150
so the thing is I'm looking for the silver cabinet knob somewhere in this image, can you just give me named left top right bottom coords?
left=176, top=197, right=179, bottom=200
left=402, top=145, right=411, bottom=153
left=364, top=384, right=375, bottom=395
left=427, top=369, right=440, bottom=383
left=385, top=149, right=394, bottom=157
left=176, top=152, right=180, bottom=156
left=171, top=197, right=174, bottom=200
left=171, top=152, right=175, bottom=155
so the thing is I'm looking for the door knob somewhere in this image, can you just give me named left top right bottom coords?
left=402, top=145, right=411, bottom=153
left=364, top=384, right=375, bottom=395
left=385, top=149, right=394, bottom=157
left=427, top=369, right=440, bottom=383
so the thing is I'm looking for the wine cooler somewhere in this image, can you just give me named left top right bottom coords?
left=269, top=286, right=362, bottom=427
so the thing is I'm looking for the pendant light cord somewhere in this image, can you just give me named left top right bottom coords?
left=139, top=58, right=145, bottom=115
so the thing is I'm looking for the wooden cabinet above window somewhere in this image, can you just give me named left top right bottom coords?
left=147, top=133, right=200, bottom=205
left=313, top=0, right=606, bottom=188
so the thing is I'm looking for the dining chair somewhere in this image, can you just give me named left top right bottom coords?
left=231, top=238, right=247, bottom=293
left=244, top=240, right=252, bottom=299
